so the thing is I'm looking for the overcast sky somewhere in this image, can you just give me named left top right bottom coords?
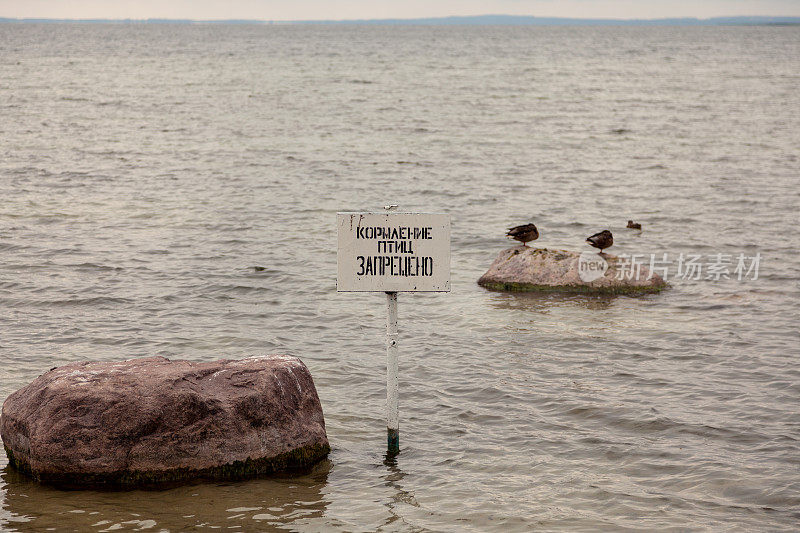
left=2, top=0, right=799, bottom=21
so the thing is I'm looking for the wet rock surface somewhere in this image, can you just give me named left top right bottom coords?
left=1, top=355, right=329, bottom=489
left=478, top=246, right=668, bottom=294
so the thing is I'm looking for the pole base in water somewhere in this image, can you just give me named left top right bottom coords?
left=387, top=428, right=399, bottom=455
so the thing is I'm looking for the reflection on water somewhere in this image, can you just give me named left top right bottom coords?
left=487, top=291, right=620, bottom=313
left=381, top=453, right=421, bottom=530
left=1, top=461, right=332, bottom=531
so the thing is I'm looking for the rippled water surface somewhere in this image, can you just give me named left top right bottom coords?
left=1, top=23, right=799, bottom=531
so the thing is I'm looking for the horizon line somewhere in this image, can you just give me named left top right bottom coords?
left=1, top=14, right=799, bottom=25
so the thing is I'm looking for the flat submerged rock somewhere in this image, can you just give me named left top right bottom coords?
left=1, top=355, right=330, bottom=489
left=477, top=246, right=668, bottom=294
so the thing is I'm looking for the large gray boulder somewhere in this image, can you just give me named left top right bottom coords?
left=478, top=246, right=668, bottom=294
left=1, top=355, right=330, bottom=489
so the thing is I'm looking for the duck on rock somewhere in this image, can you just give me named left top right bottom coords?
left=586, top=230, right=613, bottom=254
left=506, top=223, right=539, bottom=247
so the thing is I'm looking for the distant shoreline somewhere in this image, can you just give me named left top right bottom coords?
left=1, top=15, right=799, bottom=26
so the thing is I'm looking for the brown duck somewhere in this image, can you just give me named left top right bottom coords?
left=586, top=230, right=613, bottom=253
left=626, top=220, right=642, bottom=230
left=506, top=223, right=539, bottom=247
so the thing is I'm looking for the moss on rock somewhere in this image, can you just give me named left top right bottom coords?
left=5, top=442, right=331, bottom=490
left=478, top=280, right=667, bottom=295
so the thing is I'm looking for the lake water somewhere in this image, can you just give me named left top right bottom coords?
left=0, top=23, right=798, bottom=531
